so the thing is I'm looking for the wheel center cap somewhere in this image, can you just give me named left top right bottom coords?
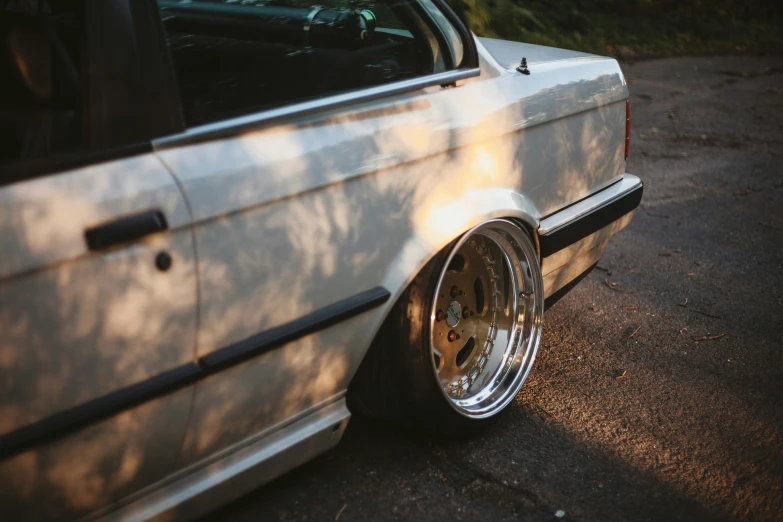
left=446, top=301, right=462, bottom=327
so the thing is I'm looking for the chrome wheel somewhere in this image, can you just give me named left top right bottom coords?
left=429, top=219, right=543, bottom=418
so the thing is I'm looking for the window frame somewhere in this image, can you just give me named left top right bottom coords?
left=153, top=0, right=479, bottom=149
left=0, top=0, right=185, bottom=186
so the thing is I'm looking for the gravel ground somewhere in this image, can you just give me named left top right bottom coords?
left=199, top=55, right=783, bottom=522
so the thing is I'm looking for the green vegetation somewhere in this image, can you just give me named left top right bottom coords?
left=452, top=0, right=783, bottom=56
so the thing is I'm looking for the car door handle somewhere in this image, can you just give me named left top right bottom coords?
left=84, top=210, right=168, bottom=251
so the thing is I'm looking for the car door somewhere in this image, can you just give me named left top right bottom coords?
left=0, top=3, right=196, bottom=521
left=152, top=0, right=478, bottom=466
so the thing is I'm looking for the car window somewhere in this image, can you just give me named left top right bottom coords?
left=157, top=0, right=466, bottom=127
left=0, top=1, right=86, bottom=168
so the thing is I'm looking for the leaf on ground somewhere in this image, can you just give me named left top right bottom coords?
left=613, top=369, right=627, bottom=379
left=689, top=309, right=724, bottom=319
left=622, top=305, right=638, bottom=311
left=605, top=279, right=621, bottom=291
left=693, top=332, right=729, bottom=342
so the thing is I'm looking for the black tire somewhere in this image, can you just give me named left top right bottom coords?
left=348, top=219, right=543, bottom=438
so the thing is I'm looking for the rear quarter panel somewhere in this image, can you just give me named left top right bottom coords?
left=155, top=41, right=628, bottom=462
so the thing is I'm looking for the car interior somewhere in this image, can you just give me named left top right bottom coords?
left=0, top=4, right=84, bottom=167
left=158, top=0, right=443, bottom=126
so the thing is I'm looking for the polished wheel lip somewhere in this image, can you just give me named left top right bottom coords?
left=428, top=219, right=544, bottom=420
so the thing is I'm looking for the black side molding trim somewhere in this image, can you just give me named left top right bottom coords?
left=0, top=363, right=202, bottom=461
left=544, top=262, right=598, bottom=311
left=200, top=286, right=391, bottom=371
left=539, top=183, right=643, bottom=258
left=0, top=287, right=390, bottom=461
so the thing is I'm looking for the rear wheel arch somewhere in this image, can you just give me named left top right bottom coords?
left=349, top=214, right=544, bottom=435
left=365, top=199, right=542, bottom=363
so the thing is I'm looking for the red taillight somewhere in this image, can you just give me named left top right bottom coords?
left=625, top=100, right=631, bottom=159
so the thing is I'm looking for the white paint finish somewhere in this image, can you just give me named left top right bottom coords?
left=478, top=37, right=599, bottom=68
left=90, top=399, right=349, bottom=522
left=0, top=388, right=193, bottom=522
left=0, top=230, right=197, bottom=432
left=474, top=37, right=506, bottom=78
left=188, top=175, right=541, bottom=356
left=0, top=154, right=198, bottom=433
left=539, top=173, right=642, bottom=233
left=177, top=310, right=382, bottom=466
left=0, top=154, right=191, bottom=280
left=0, top=154, right=198, bottom=520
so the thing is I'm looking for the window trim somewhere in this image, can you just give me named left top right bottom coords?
left=154, top=66, right=479, bottom=149
left=153, top=0, right=479, bottom=149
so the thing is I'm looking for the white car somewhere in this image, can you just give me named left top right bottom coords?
left=0, top=0, right=642, bottom=520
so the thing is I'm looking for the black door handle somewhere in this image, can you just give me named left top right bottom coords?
left=85, top=210, right=168, bottom=251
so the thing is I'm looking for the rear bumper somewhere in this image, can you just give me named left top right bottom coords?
left=538, top=174, right=643, bottom=309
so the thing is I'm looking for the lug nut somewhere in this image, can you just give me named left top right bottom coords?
left=450, top=285, right=459, bottom=298
left=436, top=309, right=444, bottom=321
left=448, top=330, right=457, bottom=342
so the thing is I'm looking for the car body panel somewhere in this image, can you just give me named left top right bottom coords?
left=174, top=313, right=380, bottom=468
left=0, top=155, right=191, bottom=280
left=88, top=399, right=349, bottom=522
left=0, top=155, right=198, bottom=521
left=0, top=154, right=196, bottom=431
left=0, top=389, right=193, bottom=522
left=477, top=37, right=598, bottom=69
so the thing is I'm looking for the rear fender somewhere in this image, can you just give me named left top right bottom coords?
left=379, top=187, right=539, bottom=319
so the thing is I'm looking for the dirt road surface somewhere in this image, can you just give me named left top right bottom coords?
left=199, top=55, right=783, bottom=522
